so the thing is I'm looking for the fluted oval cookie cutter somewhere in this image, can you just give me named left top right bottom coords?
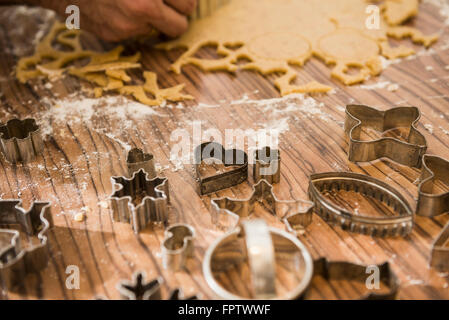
left=309, top=172, right=414, bottom=237
left=344, top=105, right=427, bottom=168
left=0, top=118, right=44, bottom=164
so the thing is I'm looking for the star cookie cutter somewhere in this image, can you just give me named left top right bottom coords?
left=430, top=222, right=449, bottom=272
left=0, top=118, right=44, bottom=164
left=416, top=155, right=449, bottom=217
left=117, top=271, right=198, bottom=300
left=0, top=200, right=53, bottom=290
left=344, top=105, right=427, bottom=168
left=309, top=172, right=414, bottom=237
left=162, top=223, right=195, bottom=272
left=109, top=169, right=170, bottom=234
left=304, top=258, right=399, bottom=300
left=126, top=148, right=156, bottom=179
left=195, top=142, right=248, bottom=195
left=253, top=147, right=281, bottom=184
left=210, top=179, right=314, bottom=235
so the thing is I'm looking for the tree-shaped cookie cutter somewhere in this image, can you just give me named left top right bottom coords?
left=210, top=179, right=314, bottom=235
left=0, top=201, right=53, bottom=291
left=162, top=224, right=195, bottom=272
left=0, top=118, right=44, bottom=164
left=344, top=105, right=427, bottom=168
left=109, top=169, right=170, bottom=234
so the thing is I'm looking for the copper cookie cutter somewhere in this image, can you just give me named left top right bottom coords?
left=203, top=219, right=313, bottom=300
left=162, top=224, right=195, bottom=272
left=0, top=118, right=44, bottom=164
left=210, top=179, right=314, bottom=236
left=304, top=258, right=399, bottom=300
left=0, top=201, right=53, bottom=291
left=344, top=105, right=427, bottom=168
left=416, top=154, right=449, bottom=217
left=253, top=147, right=281, bottom=184
left=109, top=169, right=170, bottom=233
left=309, top=172, right=414, bottom=237
left=126, top=148, right=156, bottom=179
left=195, top=142, right=248, bottom=195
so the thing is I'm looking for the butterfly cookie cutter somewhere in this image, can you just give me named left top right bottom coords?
left=109, top=169, right=170, bottom=234
left=195, top=142, right=248, bottom=195
left=344, top=105, right=427, bottom=168
left=253, top=147, right=281, bottom=184
left=162, top=224, right=195, bottom=272
left=416, top=155, right=449, bottom=217
left=309, top=172, right=414, bottom=237
left=304, top=258, right=399, bottom=300
left=116, top=271, right=198, bottom=300
left=0, top=118, right=44, bottom=164
left=0, top=200, right=53, bottom=291
left=210, top=179, right=314, bottom=235
left=126, top=148, right=156, bottom=179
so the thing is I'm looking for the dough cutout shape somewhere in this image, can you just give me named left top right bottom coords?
left=158, top=0, right=438, bottom=95
left=16, top=22, right=193, bottom=106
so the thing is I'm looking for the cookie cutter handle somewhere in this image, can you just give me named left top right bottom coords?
left=241, top=220, right=277, bottom=299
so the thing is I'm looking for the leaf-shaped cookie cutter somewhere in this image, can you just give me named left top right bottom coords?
left=0, top=201, right=53, bottom=291
left=211, top=179, right=314, bottom=235
left=162, top=224, right=195, bottom=272
left=109, top=169, right=170, bottom=234
left=0, top=118, right=44, bottom=164
left=344, top=105, right=427, bottom=168
left=416, top=154, right=449, bottom=217
left=309, top=172, right=414, bottom=237
left=195, top=142, right=248, bottom=195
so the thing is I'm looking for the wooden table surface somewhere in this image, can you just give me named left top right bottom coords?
left=0, top=2, right=448, bottom=300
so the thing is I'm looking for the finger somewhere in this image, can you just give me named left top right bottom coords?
left=149, top=4, right=189, bottom=37
left=164, top=0, right=197, bottom=15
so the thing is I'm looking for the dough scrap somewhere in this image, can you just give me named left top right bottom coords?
left=158, top=0, right=438, bottom=94
left=16, top=22, right=192, bottom=106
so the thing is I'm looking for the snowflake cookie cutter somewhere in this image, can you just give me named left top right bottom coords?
left=0, top=200, right=53, bottom=291
left=210, top=179, right=314, bottom=235
left=162, top=224, right=195, bottom=272
left=344, top=105, right=427, bottom=168
left=109, top=169, right=170, bottom=234
left=416, top=155, right=449, bottom=217
left=126, top=148, right=156, bottom=179
left=0, top=118, right=44, bottom=164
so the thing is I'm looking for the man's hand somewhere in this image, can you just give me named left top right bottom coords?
left=6, top=0, right=197, bottom=41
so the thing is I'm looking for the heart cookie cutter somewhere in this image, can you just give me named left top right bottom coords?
left=195, top=142, right=248, bottom=195
left=210, top=179, right=314, bottom=235
left=162, top=224, right=195, bottom=272
left=0, top=201, right=53, bottom=291
left=0, top=118, right=44, bottom=164
left=344, top=105, right=427, bottom=168
left=416, top=154, right=449, bottom=217
left=126, top=148, right=156, bottom=179
left=109, top=169, right=170, bottom=233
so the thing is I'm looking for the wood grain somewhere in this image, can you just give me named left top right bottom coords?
left=0, top=2, right=448, bottom=300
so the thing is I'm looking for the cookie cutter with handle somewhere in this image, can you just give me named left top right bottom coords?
left=344, top=105, right=427, bottom=168
left=0, top=200, right=53, bottom=291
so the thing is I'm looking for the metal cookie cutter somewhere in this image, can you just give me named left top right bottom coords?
left=126, top=148, right=156, bottom=178
left=162, top=224, right=195, bottom=271
left=0, top=118, right=44, bottom=164
left=117, top=271, right=198, bottom=300
left=253, top=147, right=281, bottom=184
left=309, top=172, right=414, bottom=237
left=109, top=169, right=170, bottom=234
left=210, top=179, right=314, bottom=235
left=304, top=258, right=399, bottom=300
left=430, top=222, right=449, bottom=272
left=416, top=155, right=449, bottom=217
left=0, top=201, right=53, bottom=290
left=344, top=105, right=427, bottom=168
left=195, top=142, right=248, bottom=195
left=203, top=219, right=313, bottom=300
